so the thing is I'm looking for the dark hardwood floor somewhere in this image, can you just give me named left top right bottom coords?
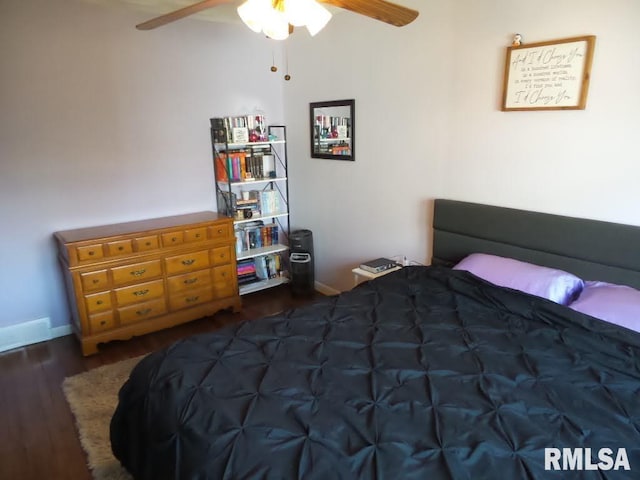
left=0, top=286, right=323, bottom=480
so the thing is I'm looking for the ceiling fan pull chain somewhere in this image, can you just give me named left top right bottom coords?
left=284, top=44, right=291, bottom=81
left=270, top=47, right=278, bottom=72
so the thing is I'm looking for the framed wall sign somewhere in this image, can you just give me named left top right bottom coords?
left=502, top=35, right=596, bottom=111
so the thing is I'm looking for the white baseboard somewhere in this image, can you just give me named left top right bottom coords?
left=0, top=318, right=72, bottom=354
left=314, top=281, right=341, bottom=296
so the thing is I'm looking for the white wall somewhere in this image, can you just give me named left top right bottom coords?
left=284, top=0, right=453, bottom=291
left=445, top=0, right=640, bottom=222
left=284, top=0, right=640, bottom=292
left=0, top=0, right=284, bottom=329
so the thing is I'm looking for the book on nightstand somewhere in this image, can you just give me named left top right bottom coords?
left=359, top=257, right=401, bottom=274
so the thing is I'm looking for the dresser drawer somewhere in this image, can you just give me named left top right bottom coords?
left=114, top=279, right=164, bottom=306
left=169, top=287, right=214, bottom=311
left=133, top=235, right=159, bottom=252
left=85, top=291, right=112, bottom=314
left=89, top=311, right=116, bottom=334
left=209, top=222, right=231, bottom=241
left=211, top=246, right=232, bottom=266
left=118, top=298, right=167, bottom=325
left=167, top=268, right=212, bottom=295
left=165, top=250, right=210, bottom=275
left=106, top=239, right=133, bottom=257
left=80, top=270, right=109, bottom=292
left=77, top=244, right=104, bottom=262
left=184, top=227, right=208, bottom=243
left=111, top=260, right=162, bottom=286
left=212, top=264, right=236, bottom=298
left=162, top=231, right=184, bottom=247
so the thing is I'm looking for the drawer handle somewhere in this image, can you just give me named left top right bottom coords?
left=92, top=279, right=100, bottom=284
left=130, top=269, right=147, bottom=277
left=171, top=237, right=178, bottom=242
left=182, top=259, right=196, bottom=266
left=100, top=320, right=107, bottom=326
left=195, top=233, right=201, bottom=239
left=186, top=296, right=200, bottom=303
left=133, top=289, right=149, bottom=297
left=217, top=229, right=223, bottom=234
left=136, top=308, right=152, bottom=316
left=145, top=241, right=152, bottom=246
left=183, top=278, right=198, bottom=285
left=96, top=300, right=104, bottom=305
left=88, top=251, right=95, bottom=256
left=118, top=246, right=124, bottom=251
left=221, top=272, right=227, bottom=277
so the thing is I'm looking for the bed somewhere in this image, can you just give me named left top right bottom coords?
left=111, top=199, right=640, bottom=479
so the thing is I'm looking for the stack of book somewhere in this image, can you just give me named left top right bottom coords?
left=359, top=257, right=401, bottom=274
left=237, top=259, right=258, bottom=285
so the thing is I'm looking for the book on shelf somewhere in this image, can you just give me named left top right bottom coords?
left=215, top=151, right=247, bottom=182
left=359, top=257, right=401, bottom=274
left=237, top=258, right=258, bottom=285
left=236, top=253, right=286, bottom=285
left=215, top=147, right=275, bottom=182
left=254, top=254, right=282, bottom=280
left=258, top=189, right=280, bottom=215
left=235, top=221, right=280, bottom=253
left=210, top=114, right=268, bottom=145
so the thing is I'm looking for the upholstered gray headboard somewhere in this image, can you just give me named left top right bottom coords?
left=432, top=199, right=640, bottom=289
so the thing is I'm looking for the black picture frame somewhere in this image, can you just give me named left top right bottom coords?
left=309, top=99, right=355, bottom=161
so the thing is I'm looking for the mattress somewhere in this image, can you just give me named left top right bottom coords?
left=111, top=266, right=640, bottom=479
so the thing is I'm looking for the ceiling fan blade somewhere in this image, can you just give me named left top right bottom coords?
left=136, top=0, right=235, bottom=30
left=319, top=0, right=418, bottom=27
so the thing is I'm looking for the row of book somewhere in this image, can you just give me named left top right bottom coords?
left=215, top=150, right=276, bottom=182
left=210, top=115, right=268, bottom=144
left=237, top=253, right=286, bottom=285
left=217, top=190, right=281, bottom=218
left=235, top=221, right=280, bottom=253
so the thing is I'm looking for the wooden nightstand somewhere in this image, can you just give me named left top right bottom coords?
left=351, top=265, right=402, bottom=286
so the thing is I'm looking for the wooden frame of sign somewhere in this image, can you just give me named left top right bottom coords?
left=501, top=35, right=596, bottom=111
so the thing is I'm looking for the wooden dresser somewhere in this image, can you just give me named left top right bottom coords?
left=54, top=212, right=240, bottom=355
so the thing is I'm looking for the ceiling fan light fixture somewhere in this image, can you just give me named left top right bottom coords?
left=238, top=0, right=331, bottom=40
left=304, top=2, right=332, bottom=36
left=284, top=0, right=316, bottom=27
left=237, top=0, right=270, bottom=33
left=262, top=7, right=290, bottom=40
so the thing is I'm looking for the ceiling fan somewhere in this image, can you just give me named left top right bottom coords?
left=136, top=0, right=419, bottom=40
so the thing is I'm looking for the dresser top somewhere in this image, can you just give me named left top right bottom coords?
left=54, top=211, right=228, bottom=244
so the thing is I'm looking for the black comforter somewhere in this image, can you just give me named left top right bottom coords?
left=111, top=266, right=640, bottom=479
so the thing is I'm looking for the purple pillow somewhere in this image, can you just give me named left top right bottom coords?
left=569, top=281, right=640, bottom=332
left=453, top=253, right=583, bottom=305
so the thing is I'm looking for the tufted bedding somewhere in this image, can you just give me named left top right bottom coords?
left=111, top=266, right=640, bottom=479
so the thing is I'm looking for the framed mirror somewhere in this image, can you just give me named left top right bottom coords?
left=310, top=99, right=355, bottom=161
